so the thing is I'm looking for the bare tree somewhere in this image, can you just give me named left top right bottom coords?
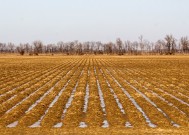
left=57, top=41, right=64, bottom=53
left=17, top=44, right=25, bottom=55
left=116, top=38, right=123, bottom=55
left=0, top=43, right=7, bottom=53
left=33, top=40, right=43, bottom=55
left=155, top=40, right=166, bottom=54
left=180, top=37, right=189, bottom=53
left=139, top=35, right=145, bottom=53
left=1, top=34, right=189, bottom=55
left=165, top=35, right=176, bottom=55
left=24, top=43, right=30, bottom=54
left=0, top=43, right=3, bottom=53
left=76, top=43, right=83, bottom=55
left=105, top=42, right=113, bottom=54
left=7, top=42, right=15, bottom=53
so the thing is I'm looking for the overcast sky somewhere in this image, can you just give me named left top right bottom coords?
left=0, top=0, right=189, bottom=44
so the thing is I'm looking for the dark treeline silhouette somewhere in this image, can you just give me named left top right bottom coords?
left=0, top=35, right=189, bottom=55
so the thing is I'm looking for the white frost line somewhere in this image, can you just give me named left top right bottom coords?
left=119, top=69, right=188, bottom=116
left=94, top=67, right=109, bottom=128
left=29, top=79, right=71, bottom=128
left=0, top=61, right=71, bottom=97
left=96, top=79, right=106, bottom=114
left=62, top=82, right=79, bottom=118
left=156, top=83, right=189, bottom=100
left=5, top=62, right=79, bottom=116
left=130, top=69, right=189, bottom=99
left=0, top=72, right=39, bottom=96
left=138, top=81, right=187, bottom=116
left=0, top=64, right=65, bottom=98
left=5, top=78, right=56, bottom=114
left=29, top=68, right=82, bottom=128
left=125, top=69, right=189, bottom=101
left=79, top=70, right=90, bottom=128
left=0, top=65, right=67, bottom=105
left=0, top=81, right=30, bottom=98
left=157, top=88, right=189, bottom=107
left=124, top=79, right=180, bottom=127
left=54, top=70, right=84, bottom=127
left=2, top=95, right=17, bottom=104
left=100, top=69, right=133, bottom=128
left=100, top=69, right=125, bottom=115
left=106, top=69, right=156, bottom=128
left=178, top=92, right=189, bottom=99
left=94, top=68, right=106, bottom=114
left=83, top=69, right=90, bottom=113
left=26, top=70, right=72, bottom=113
left=26, top=81, right=63, bottom=113
left=0, top=77, right=42, bottom=99
left=117, top=68, right=183, bottom=127
left=116, top=68, right=181, bottom=127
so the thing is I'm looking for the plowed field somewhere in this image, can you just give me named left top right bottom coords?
left=0, top=55, right=188, bottom=134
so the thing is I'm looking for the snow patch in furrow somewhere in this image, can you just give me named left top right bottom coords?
left=94, top=68, right=109, bottom=128
left=171, top=121, right=180, bottom=127
left=83, top=84, right=89, bottom=113
left=54, top=70, right=84, bottom=127
left=79, top=122, right=87, bottom=128
left=102, top=120, right=109, bottom=128
left=7, top=121, right=18, bottom=128
left=106, top=69, right=156, bottom=128
left=54, top=122, right=63, bottom=128
left=125, top=121, right=132, bottom=128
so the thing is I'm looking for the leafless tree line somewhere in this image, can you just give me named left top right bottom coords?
left=0, top=35, right=189, bottom=55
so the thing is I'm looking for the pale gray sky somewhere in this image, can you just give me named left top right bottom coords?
left=0, top=0, right=189, bottom=44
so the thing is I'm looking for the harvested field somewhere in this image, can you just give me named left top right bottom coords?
left=0, top=55, right=188, bottom=134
